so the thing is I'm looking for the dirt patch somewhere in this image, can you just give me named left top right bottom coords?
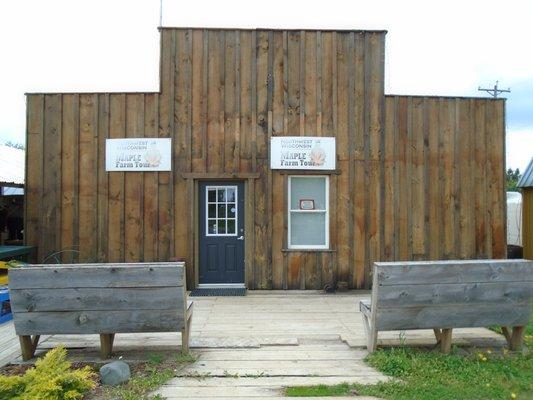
left=0, top=363, right=33, bottom=376
left=0, top=361, right=96, bottom=376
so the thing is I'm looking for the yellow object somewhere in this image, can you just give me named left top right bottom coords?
left=0, top=260, right=24, bottom=285
left=0, top=346, right=97, bottom=399
left=0, top=261, right=7, bottom=285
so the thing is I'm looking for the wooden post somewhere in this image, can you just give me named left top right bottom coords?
left=433, top=328, right=442, bottom=343
left=501, top=326, right=525, bottom=351
left=361, top=313, right=377, bottom=353
left=181, top=326, right=190, bottom=354
left=100, top=333, right=115, bottom=359
left=367, top=325, right=378, bottom=353
left=359, top=300, right=378, bottom=353
left=439, top=328, right=453, bottom=354
left=19, top=335, right=40, bottom=361
left=501, top=326, right=511, bottom=343
left=181, top=302, right=193, bottom=354
left=509, top=326, right=525, bottom=351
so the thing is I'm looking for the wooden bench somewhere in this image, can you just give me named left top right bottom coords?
left=360, top=259, right=533, bottom=353
left=8, top=262, right=193, bottom=360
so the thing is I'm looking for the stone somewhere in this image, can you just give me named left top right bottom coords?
left=99, top=361, right=131, bottom=386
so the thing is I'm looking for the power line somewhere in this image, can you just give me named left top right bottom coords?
left=478, top=80, right=511, bottom=98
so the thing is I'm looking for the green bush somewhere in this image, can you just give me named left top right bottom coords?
left=0, top=346, right=96, bottom=400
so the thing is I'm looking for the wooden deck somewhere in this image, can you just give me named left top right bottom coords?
left=1, top=291, right=506, bottom=399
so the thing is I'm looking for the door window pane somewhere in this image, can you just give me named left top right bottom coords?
left=208, top=189, right=216, bottom=202
left=227, top=219, right=236, bottom=234
left=217, top=219, right=226, bottom=234
left=208, top=219, right=217, bottom=234
left=208, top=204, right=216, bottom=218
left=217, top=188, right=226, bottom=202
left=218, top=204, right=226, bottom=219
left=227, top=188, right=236, bottom=202
left=227, top=203, right=236, bottom=218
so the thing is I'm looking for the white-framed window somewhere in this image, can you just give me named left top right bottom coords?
left=205, top=185, right=238, bottom=236
left=288, top=176, right=329, bottom=249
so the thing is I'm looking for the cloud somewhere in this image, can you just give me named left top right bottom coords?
left=507, top=128, right=533, bottom=172
left=1, top=0, right=532, bottom=164
left=505, top=79, right=533, bottom=130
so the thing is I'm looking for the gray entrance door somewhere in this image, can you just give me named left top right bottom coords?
left=199, top=181, right=245, bottom=284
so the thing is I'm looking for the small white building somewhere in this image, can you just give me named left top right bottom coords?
left=0, top=144, right=24, bottom=195
left=506, top=191, right=522, bottom=246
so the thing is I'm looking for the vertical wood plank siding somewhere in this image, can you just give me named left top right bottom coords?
left=24, top=29, right=506, bottom=289
left=523, top=189, right=533, bottom=260
left=383, top=96, right=507, bottom=265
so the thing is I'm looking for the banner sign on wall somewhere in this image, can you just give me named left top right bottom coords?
left=270, top=137, right=336, bottom=170
left=105, top=138, right=172, bottom=171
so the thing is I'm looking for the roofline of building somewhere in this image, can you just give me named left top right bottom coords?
left=0, top=182, right=24, bottom=188
left=25, top=91, right=159, bottom=95
left=25, top=92, right=508, bottom=100
left=517, top=158, right=533, bottom=188
left=157, top=26, right=388, bottom=34
left=386, top=93, right=507, bottom=101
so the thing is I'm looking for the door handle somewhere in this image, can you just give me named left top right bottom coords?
left=237, top=236, right=244, bottom=240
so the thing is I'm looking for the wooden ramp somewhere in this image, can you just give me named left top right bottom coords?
left=155, top=337, right=386, bottom=399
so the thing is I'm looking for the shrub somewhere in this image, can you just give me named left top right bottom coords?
left=0, top=346, right=97, bottom=400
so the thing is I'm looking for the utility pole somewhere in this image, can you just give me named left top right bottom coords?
left=478, top=81, right=511, bottom=98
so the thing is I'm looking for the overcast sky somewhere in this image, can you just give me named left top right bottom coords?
left=0, top=0, right=531, bottom=171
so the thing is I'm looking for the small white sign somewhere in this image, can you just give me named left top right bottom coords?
left=106, top=138, right=172, bottom=171
left=270, top=136, right=336, bottom=170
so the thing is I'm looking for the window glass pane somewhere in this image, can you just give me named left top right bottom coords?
left=208, top=204, right=216, bottom=218
left=217, top=204, right=226, bottom=219
left=208, top=219, right=217, bottom=234
left=227, top=219, right=236, bottom=234
left=217, top=219, right=226, bottom=234
left=290, top=212, right=326, bottom=246
left=217, top=188, right=226, bottom=202
left=290, top=177, right=326, bottom=210
left=208, top=189, right=216, bottom=202
left=227, top=188, right=236, bottom=202
left=227, top=203, right=236, bottom=218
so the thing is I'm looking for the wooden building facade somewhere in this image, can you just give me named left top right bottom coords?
left=24, top=28, right=506, bottom=289
left=518, top=159, right=533, bottom=260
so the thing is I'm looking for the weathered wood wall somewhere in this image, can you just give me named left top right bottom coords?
left=383, top=96, right=507, bottom=265
left=523, top=188, right=533, bottom=260
left=24, top=28, right=506, bottom=289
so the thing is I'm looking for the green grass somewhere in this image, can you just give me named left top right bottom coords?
left=286, top=383, right=356, bottom=397
left=286, top=308, right=533, bottom=399
left=524, top=310, right=532, bottom=350
left=286, top=349, right=532, bottom=399
left=103, top=365, right=173, bottom=400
